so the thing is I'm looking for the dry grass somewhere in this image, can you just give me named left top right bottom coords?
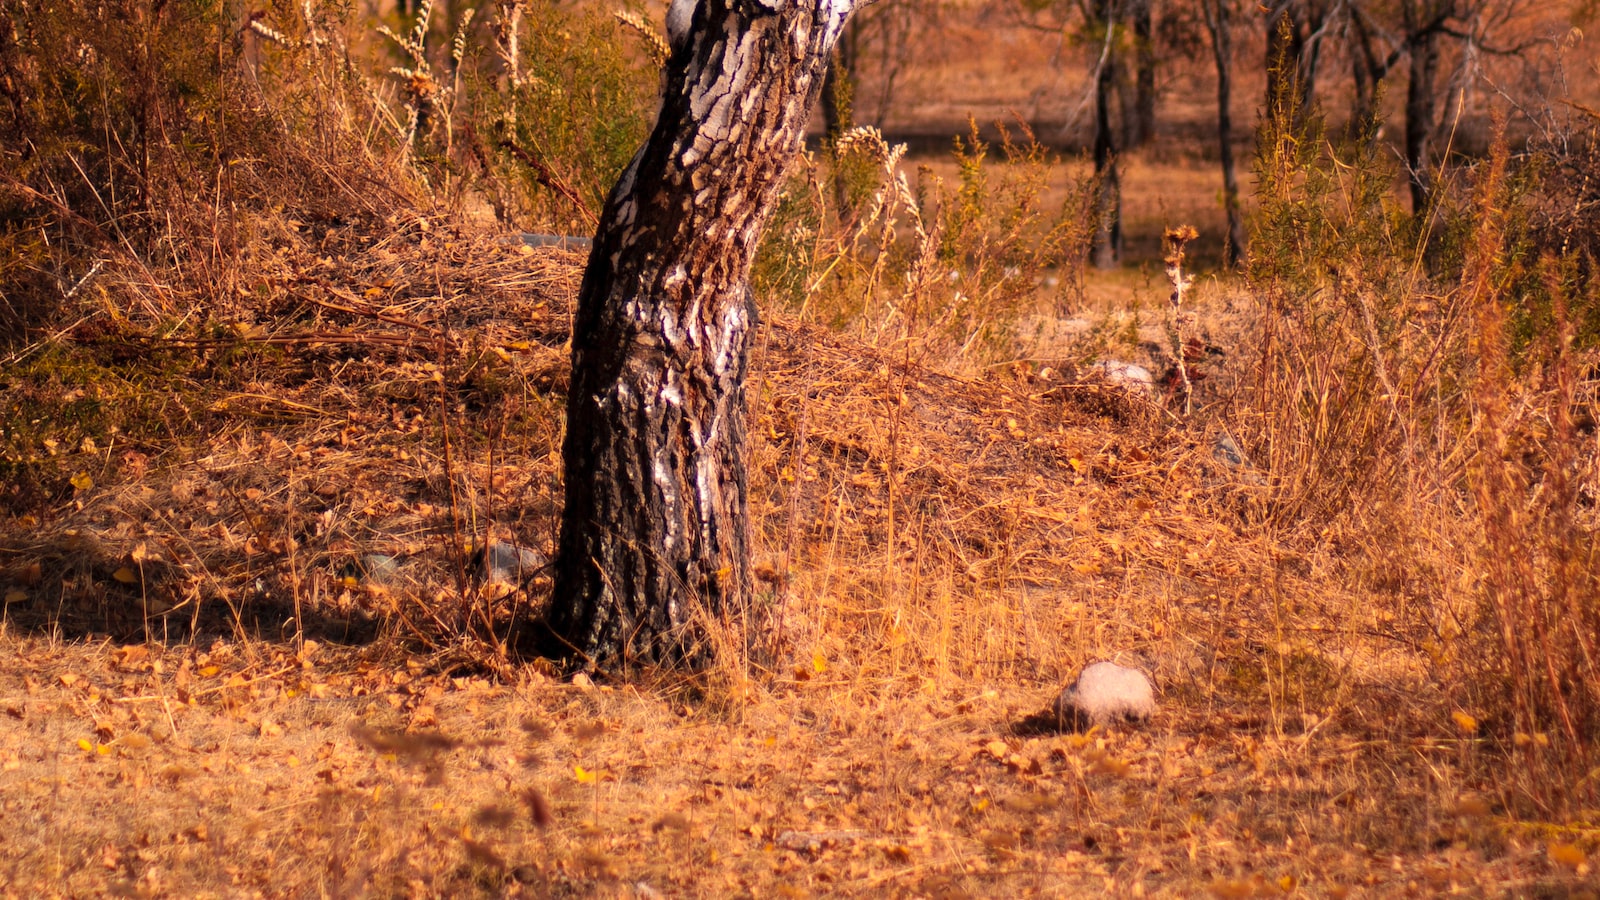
left=3, top=3, right=1598, bottom=896
left=2, top=214, right=1597, bottom=895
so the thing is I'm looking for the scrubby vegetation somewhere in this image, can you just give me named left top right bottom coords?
left=1, top=0, right=1597, bottom=895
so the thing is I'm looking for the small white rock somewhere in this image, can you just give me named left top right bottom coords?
left=1089, top=360, right=1154, bottom=395
left=476, top=542, right=548, bottom=585
left=1056, top=661, right=1156, bottom=727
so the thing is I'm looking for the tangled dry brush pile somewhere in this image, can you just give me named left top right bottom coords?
left=3, top=1, right=1600, bottom=896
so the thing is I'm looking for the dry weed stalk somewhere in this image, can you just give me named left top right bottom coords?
left=766, top=121, right=1086, bottom=367
left=613, top=10, right=669, bottom=67
left=371, top=0, right=477, bottom=171
left=493, top=0, right=526, bottom=88
left=1163, top=225, right=1197, bottom=416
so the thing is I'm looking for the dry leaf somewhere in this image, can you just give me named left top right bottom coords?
left=1549, top=842, right=1587, bottom=869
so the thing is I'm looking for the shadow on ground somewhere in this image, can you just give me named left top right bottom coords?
left=0, top=535, right=382, bottom=647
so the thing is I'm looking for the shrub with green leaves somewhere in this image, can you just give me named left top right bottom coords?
left=471, top=1, right=658, bottom=234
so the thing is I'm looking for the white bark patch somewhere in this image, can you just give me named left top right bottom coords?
left=663, top=263, right=689, bottom=294
left=820, top=0, right=853, bottom=44
left=654, top=454, right=680, bottom=554
left=712, top=297, right=747, bottom=376
left=666, top=0, right=697, bottom=52
left=615, top=150, right=643, bottom=201
left=684, top=292, right=704, bottom=347
left=684, top=27, right=763, bottom=169
left=694, top=454, right=718, bottom=548
left=659, top=305, right=682, bottom=344
left=658, top=378, right=683, bottom=408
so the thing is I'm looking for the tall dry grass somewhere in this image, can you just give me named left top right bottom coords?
left=1241, top=91, right=1600, bottom=814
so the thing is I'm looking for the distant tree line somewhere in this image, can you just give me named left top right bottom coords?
left=819, top=0, right=1555, bottom=268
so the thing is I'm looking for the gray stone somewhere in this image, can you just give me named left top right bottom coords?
left=1213, top=434, right=1248, bottom=468
left=1089, top=360, right=1154, bottom=395
left=1056, top=660, right=1156, bottom=727
left=1212, top=433, right=1267, bottom=486
left=479, top=542, right=547, bottom=585
left=360, top=553, right=401, bottom=583
left=512, top=234, right=592, bottom=251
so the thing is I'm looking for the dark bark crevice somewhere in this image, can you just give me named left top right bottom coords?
left=1129, top=0, right=1155, bottom=149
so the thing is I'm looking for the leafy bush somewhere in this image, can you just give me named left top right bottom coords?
left=465, top=0, right=657, bottom=233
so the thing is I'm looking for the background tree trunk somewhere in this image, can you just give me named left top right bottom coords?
left=1090, top=0, right=1122, bottom=269
left=544, top=0, right=854, bottom=670
left=1130, top=0, right=1156, bottom=149
left=1405, top=26, right=1440, bottom=212
left=1349, top=9, right=1378, bottom=134
left=1204, top=0, right=1247, bottom=267
left=821, top=23, right=856, bottom=141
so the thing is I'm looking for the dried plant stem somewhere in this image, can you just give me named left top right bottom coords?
left=1164, top=225, right=1197, bottom=416
left=499, top=139, right=598, bottom=228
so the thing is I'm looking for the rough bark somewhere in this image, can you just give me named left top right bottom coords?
left=1203, top=0, right=1247, bottom=267
left=544, top=0, right=854, bottom=670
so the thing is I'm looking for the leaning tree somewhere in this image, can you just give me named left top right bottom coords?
left=540, top=0, right=857, bottom=670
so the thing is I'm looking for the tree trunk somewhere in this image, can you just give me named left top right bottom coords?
left=544, top=0, right=854, bottom=670
left=1296, top=0, right=1328, bottom=112
left=1091, top=1, right=1122, bottom=269
left=1405, top=26, right=1440, bottom=213
left=1349, top=11, right=1376, bottom=135
left=1130, top=0, right=1156, bottom=149
left=1204, top=0, right=1247, bottom=267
